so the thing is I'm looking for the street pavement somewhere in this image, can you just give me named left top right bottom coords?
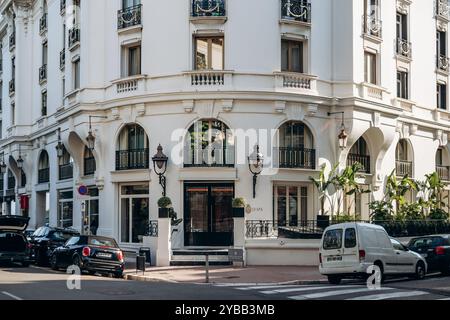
left=2, top=263, right=450, bottom=300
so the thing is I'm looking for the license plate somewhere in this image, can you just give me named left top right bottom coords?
left=327, top=256, right=342, bottom=262
left=96, top=253, right=112, bottom=259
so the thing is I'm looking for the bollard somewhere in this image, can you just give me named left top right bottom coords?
left=205, top=253, right=209, bottom=283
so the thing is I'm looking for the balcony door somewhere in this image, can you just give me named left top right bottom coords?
left=184, top=183, right=234, bottom=247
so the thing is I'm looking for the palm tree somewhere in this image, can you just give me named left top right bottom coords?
left=309, top=164, right=338, bottom=216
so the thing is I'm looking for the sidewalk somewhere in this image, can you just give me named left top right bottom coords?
left=124, top=265, right=327, bottom=285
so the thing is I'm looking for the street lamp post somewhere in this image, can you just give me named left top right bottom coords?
left=16, top=145, right=24, bottom=169
left=55, top=128, right=64, bottom=158
left=86, top=115, right=107, bottom=152
left=328, top=111, right=349, bottom=149
left=248, top=145, right=264, bottom=199
left=152, top=144, right=168, bottom=197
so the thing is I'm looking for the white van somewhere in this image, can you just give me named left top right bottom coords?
left=319, top=222, right=427, bottom=284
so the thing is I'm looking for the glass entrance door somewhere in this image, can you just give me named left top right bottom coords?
left=184, top=183, right=234, bottom=247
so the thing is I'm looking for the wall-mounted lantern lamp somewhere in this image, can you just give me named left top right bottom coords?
left=328, top=111, right=348, bottom=149
left=86, top=115, right=107, bottom=152
left=152, top=144, right=169, bottom=197
left=248, top=145, right=264, bottom=199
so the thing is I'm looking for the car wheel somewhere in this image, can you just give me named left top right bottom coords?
left=415, top=262, right=426, bottom=280
left=327, top=275, right=342, bottom=285
left=72, top=255, right=82, bottom=272
left=374, top=262, right=385, bottom=284
left=50, top=255, right=58, bottom=271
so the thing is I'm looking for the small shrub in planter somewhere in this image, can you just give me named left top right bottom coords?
left=232, top=198, right=246, bottom=218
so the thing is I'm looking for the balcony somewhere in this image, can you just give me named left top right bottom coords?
left=436, top=0, right=449, bottom=21
left=189, top=70, right=227, bottom=86
left=59, top=163, right=73, bottom=180
left=347, top=154, right=371, bottom=174
left=9, top=32, right=15, bottom=51
left=7, top=176, right=15, bottom=190
left=84, top=156, right=96, bottom=176
left=396, top=160, right=413, bottom=177
left=68, top=27, right=80, bottom=49
left=118, top=4, right=142, bottom=30
left=184, top=147, right=234, bottom=168
left=191, top=0, right=226, bottom=23
left=437, top=165, right=450, bottom=181
left=115, top=149, right=149, bottom=171
left=396, top=38, right=412, bottom=59
left=275, top=147, right=315, bottom=169
left=9, top=79, right=15, bottom=96
left=281, top=0, right=311, bottom=24
left=38, top=168, right=50, bottom=183
left=39, top=13, right=48, bottom=34
left=39, top=64, right=47, bottom=84
left=60, top=49, right=65, bottom=70
left=275, top=72, right=317, bottom=91
left=437, top=54, right=449, bottom=73
left=363, top=15, right=382, bottom=39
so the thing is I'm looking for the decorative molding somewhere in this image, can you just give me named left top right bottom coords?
left=183, top=100, right=194, bottom=113
left=274, top=101, right=286, bottom=113
left=111, top=108, right=120, bottom=120
left=372, top=112, right=381, bottom=128
left=135, top=103, right=145, bottom=117
left=307, top=104, right=318, bottom=116
left=221, top=99, right=233, bottom=112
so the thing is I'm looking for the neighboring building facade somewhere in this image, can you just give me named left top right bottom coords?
left=0, top=0, right=449, bottom=255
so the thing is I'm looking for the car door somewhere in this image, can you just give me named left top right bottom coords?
left=391, top=238, right=415, bottom=274
left=321, top=227, right=344, bottom=269
left=375, top=229, right=398, bottom=274
left=59, top=236, right=80, bottom=266
left=341, top=227, right=359, bottom=267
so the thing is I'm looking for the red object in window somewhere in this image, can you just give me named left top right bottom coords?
left=20, top=195, right=29, bottom=210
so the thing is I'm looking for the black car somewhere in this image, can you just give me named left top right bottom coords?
left=0, top=215, right=32, bottom=267
left=30, top=226, right=80, bottom=266
left=51, top=235, right=125, bottom=278
left=407, top=235, right=450, bottom=274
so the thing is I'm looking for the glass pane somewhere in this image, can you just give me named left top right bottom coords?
left=196, top=39, right=208, bottom=70
left=60, top=201, right=73, bottom=228
left=121, top=185, right=149, bottom=195
left=131, top=198, right=149, bottom=243
left=120, top=198, right=130, bottom=243
left=88, top=199, right=99, bottom=235
left=289, top=187, right=298, bottom=226
left=281, top=41, right=289, bottom=71
left=186, top=187, right=209, bottom=233
left=291, top=43, right=303, bottom=73
left=211, top=186, right=233, bottom=232
left=211, top=38, right=223, bottom=70
left=276, top=186, right=287, bottom=226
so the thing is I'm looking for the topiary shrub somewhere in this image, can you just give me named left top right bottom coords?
left=157, top=196, right=172, bottom=208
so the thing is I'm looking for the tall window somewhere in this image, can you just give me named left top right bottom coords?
left=11, top=56, right=15, bottom=80
left=11, top=102, right=15, bottom=125
left=437, top=30, right=447, bottom=57
left=58, top=190, right=73, bottom=228
left=437, top=83, right=447, bottom=110
left=121, top=44, right=141, bottom=77
left=397, top=71, right=409, bottom=99
left=195, top=37, right=224, bottom=70
left=41, top=90, right=47, bottom=116
left=116, top=124, right=149, bottom=170
left=396, top=12, right=408, bottom=41
left=84, top=146, right=96, bottom=176
left=122, top=0, right=140, bottom=9
left=42, top=40, right=48, bottom=66
left=274, top=185, right=309, bottom=227
left=73, top=58, right=80, bottom=89
left=364, top=51, right=377, bottom=84
left=120, top=184, right=149, bottom=243
left=59, top=146, right=74, bottom=180
left=281, top=39, right=304, bottom=73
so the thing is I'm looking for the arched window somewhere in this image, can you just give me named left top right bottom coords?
left=38, top=151, right=50, bottom=183
left=7, top=170, right=15, bottom=190
left=395, top=139, right=413, bottom=177
left=116, top=124, right=149, bottom=170
left=347, top=137, right=370, bottom=173
left=184, top=119, right=234, bottom=167
left=277, top=121, right=315, bottom=169
left=58, top=146, right=73, bottom=180
left=436, top=147, right=450, bottom=181
left=84, top=146, right=96, bottom=176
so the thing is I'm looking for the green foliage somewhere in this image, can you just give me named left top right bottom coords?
left=232, top=197, right=246, bottom=208
left=428, top=208, right=449, bottom=220
left=369, top=201, right=393, bottom=221
left=157, top=196, right=172, bottom=208
left=309, top=164, right=339, bottom=215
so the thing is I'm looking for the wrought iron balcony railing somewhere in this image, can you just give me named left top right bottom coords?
left=184, top=146, right=235, bottom=168
left=437, top=165, right=450, bottom=181
left=397, top=38, right=412, bottom=58
left=191, top=0, right=226, bottom=17
left=118, top=4, right=142, bottom=29
left=39, top=64, right=47, bottom=83
left=38, top=168, right=50, bottom=184
left=437, top=0, right=450, bottom=20
left=84, top=156, right=96, bottom=176
left=59, top=163, right=73, bottom=180
left=7, top=177, right=15, bottom=190
left=9, top=32, right=15, bottom=50
left=437, top=54, right=449, bottom=72
left=9, top=79, right=15, bottom=95
left=275, top=147, right=315, bottom=169
left=145, top=221, right=159, bottom=237
left=39, top=13, right=48, bottom=34
left=281, top=0, right=311, bottom=23
left=396, top=160, right=413, bottom=177
left=115, top=148, right=149, bottom=171
left=68, top=27, right=80, bottom=48
left=363, top=15, right=382, bottom=38
left=60, top=49, right=65, bottom=70
left=347, top=154, right=371, bottom=174
left=60, top=0, right=66, bottom=15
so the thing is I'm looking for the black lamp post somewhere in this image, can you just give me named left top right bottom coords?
left=248, top=145, right=264, bottom=199
left=328, top=111, right=349, bottom=149
left=86, top=115, right=107, bottom=152
left=152, top=144, right=168, bottom=197
left=16, top=145, right=24, bottom=169
left=55, top=128, right=64, bottom=158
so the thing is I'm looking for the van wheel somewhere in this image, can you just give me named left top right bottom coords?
left=374, top=262, right=385, bottom=284
left=327, top=275, right=342, bottom=285
left=415, top=262, right=426, bottom=280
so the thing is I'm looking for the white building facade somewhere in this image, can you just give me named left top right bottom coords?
left=0, top=0, right=450, bottom=263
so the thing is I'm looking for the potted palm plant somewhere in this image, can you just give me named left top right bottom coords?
left=158, top=196, right=172, bottom=218
left=232, top=197, right=246, bottom=218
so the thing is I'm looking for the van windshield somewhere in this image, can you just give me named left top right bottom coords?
left=323, top=229, right=343, bottom=250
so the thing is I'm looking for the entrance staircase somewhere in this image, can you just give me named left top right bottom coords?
left=170, top=248, right=232, bottom=266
